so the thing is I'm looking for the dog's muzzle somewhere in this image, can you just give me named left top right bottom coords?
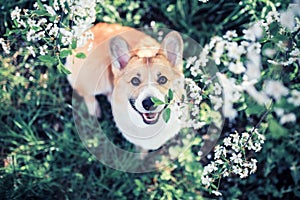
left=129, top=97, right=163, bottom=125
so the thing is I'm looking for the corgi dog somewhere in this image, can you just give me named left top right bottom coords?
left=66, top=23, right=185, bottom=150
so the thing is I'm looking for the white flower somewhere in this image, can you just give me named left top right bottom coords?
left=192, top=120, right=206, bottom=129
left=277, top=41, right=288, bottom=51
left=223, top=30, right=238, bottom=40
left=201, top=175, right=212, bottom=186
left=26, top=46, right=36, bottom=57
left=223, top=137, right=232, bottom=146
left=213, top=83, right=222, bottom=95
left=213, top=40, right=225, bottom=65
left=214, top=145, right=226, bottom=159
left=206, top=163, right=218, bottom=173
left=227, top=42, right=245, bottom=60
left=266, top=11, right=280, bottom=24
left=264, top=48, right=276, bottom=58
left=249, top=158, right=258, bottom=174
left=185, top=56, right=197, bottom=69
left=242, top=80, right=270, bottom=105
left=241, top=132, right=250, bottom=142
left=287, top=90, right=300, bottom=106
left=274, top=107, right=284, bottom=116
left=290, top=48, right=300, bottom=57
left=198, top=0, right=209, bottom=3
left=27, top=19, right=36, bottom=27
left=11, top=6, right=21, bottom=20
left=280, top=113, right=296, bottom=124
left=243, top=29, right=256, bottom=42
left=230, top=153, right=242, bottom=164
left=264, top=80, right=289, bottom=101
left=223, top=171, right=230, bottom=177
left=49, top=24, right=59, bottom=36
left=230, top=131, right=240, bottom=144
left=217, top=73, right=242, bottom=120
left=191, top=106, right=199, bottom=117
left=198, top=47, right=209, bottom=67
left=190, top=64, right=202, bottom=77
left=215, top=159, right=224, bottom=165
left=208, top=36, right=219, bottom=51
left=243, top=23, right=263, bottom=41
left=209, top=95, right=223, bottom=110
left=254, top=129, right=265, bottom=142
left=232, top=165, right=242, bottom=174
left=44, top=5, right=56, bottom=16
left=239, top=168, right=249, bottom=178
left=246, top=45, right=261, bottom=81
left=33, top=2, right=39, bottom=8
left=228, top=61, right=246, bottom=74
left=253, top=142, right=263, bottom=152
left=37, top=18, right=47, bottom=26
left=247, top=43, right=261, bottom=54
left=280, top=9, right=295, bottom=30
left=211, top=190, right=222, bottom=196
left=39, top=45, right=48, bottom=56
left=223, top=102, right=237, bottom=120
left=0, top=38, right=10, bottom=54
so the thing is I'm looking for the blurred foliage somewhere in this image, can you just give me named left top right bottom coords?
left=0, top=0, right=299, bottom=199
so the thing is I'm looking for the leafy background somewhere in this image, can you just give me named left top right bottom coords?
left=0, top=0, right=299, bottom=199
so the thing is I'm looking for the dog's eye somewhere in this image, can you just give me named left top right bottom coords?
left=157, top=76, right=168, bottom=85
left=131, top=77, right=141, bottom=86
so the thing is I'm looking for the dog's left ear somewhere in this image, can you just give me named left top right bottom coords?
left=161, top=31, right=183, bottom=69
left=110, top=36, right=131, bottom=73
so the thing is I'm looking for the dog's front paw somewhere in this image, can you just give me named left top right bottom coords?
left=93, top=105, right=102, bottom=118
left=83, top=95, right=102, bottom=118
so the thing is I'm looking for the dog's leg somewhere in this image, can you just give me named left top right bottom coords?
left=83, top=94, right=101, bottom=118
left=106, top=92, right=112, bottom=103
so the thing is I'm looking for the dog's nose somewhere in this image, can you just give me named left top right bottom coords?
left=142, top=97, right=156, bottom=111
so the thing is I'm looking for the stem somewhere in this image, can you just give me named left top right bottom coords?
left=245, top=101, right=273, bottom=145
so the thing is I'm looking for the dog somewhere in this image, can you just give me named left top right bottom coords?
left=66, top=23, right=185, bottom=150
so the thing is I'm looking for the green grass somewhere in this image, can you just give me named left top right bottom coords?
left=1, top=0, right=299, bottom=199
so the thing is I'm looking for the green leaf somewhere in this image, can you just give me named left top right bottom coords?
left=57, top=58, right=71, bottom=74
left=75, top=52, right=86, bottom=59
left=269, top=22, right=280, bottom=33
left=71, top=38, right=77, bottom=49
left=168, top=89, right=173, bottom=101
left=268, top=118, right=288, bottom=139
left=163, top=108, right=171, bottom=123
left=245, top=101, right=265, bottom=116
left=60, top=49, right=72, bottom=58
left=151, top=97, right=165, bottom=106
left=38, top=55, right=56, bottom=64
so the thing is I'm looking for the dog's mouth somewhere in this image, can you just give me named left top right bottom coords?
left=129, top=99, right=163, bottom=125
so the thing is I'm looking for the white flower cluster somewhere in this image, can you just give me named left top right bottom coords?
left=0, top=0, right=99, bottom=57
left=198, top=0, right=209, bottom=3
left=0, top=38, right=10, bottom=54
left=187, top=5, right=300, bottom=120
left=260, top=8, right=300, bottom=67
left=274, top=108, right=297, bottom=125
left=182, top=78, right=206, bottom=130
left=201, top=129, right=265, bottom=196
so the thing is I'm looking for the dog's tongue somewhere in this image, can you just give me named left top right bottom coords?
left=144, top=113, right=157, bottom=120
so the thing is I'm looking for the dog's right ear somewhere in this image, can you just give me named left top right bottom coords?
left=110, top=36, right=130, bottom=73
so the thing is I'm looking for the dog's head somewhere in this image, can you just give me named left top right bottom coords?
left=109, top=31, right=184, bottom=127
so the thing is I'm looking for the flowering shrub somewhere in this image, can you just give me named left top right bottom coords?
left=1, top=0, right=101, bottom=74
left=184, top=2, right=299, bottom=196
left=0, top=0, right=299, bottom=199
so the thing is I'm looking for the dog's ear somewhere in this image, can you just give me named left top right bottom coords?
left=110, top=36, right=130, bottom=71
left=161, top=31, right=183, bottom=68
